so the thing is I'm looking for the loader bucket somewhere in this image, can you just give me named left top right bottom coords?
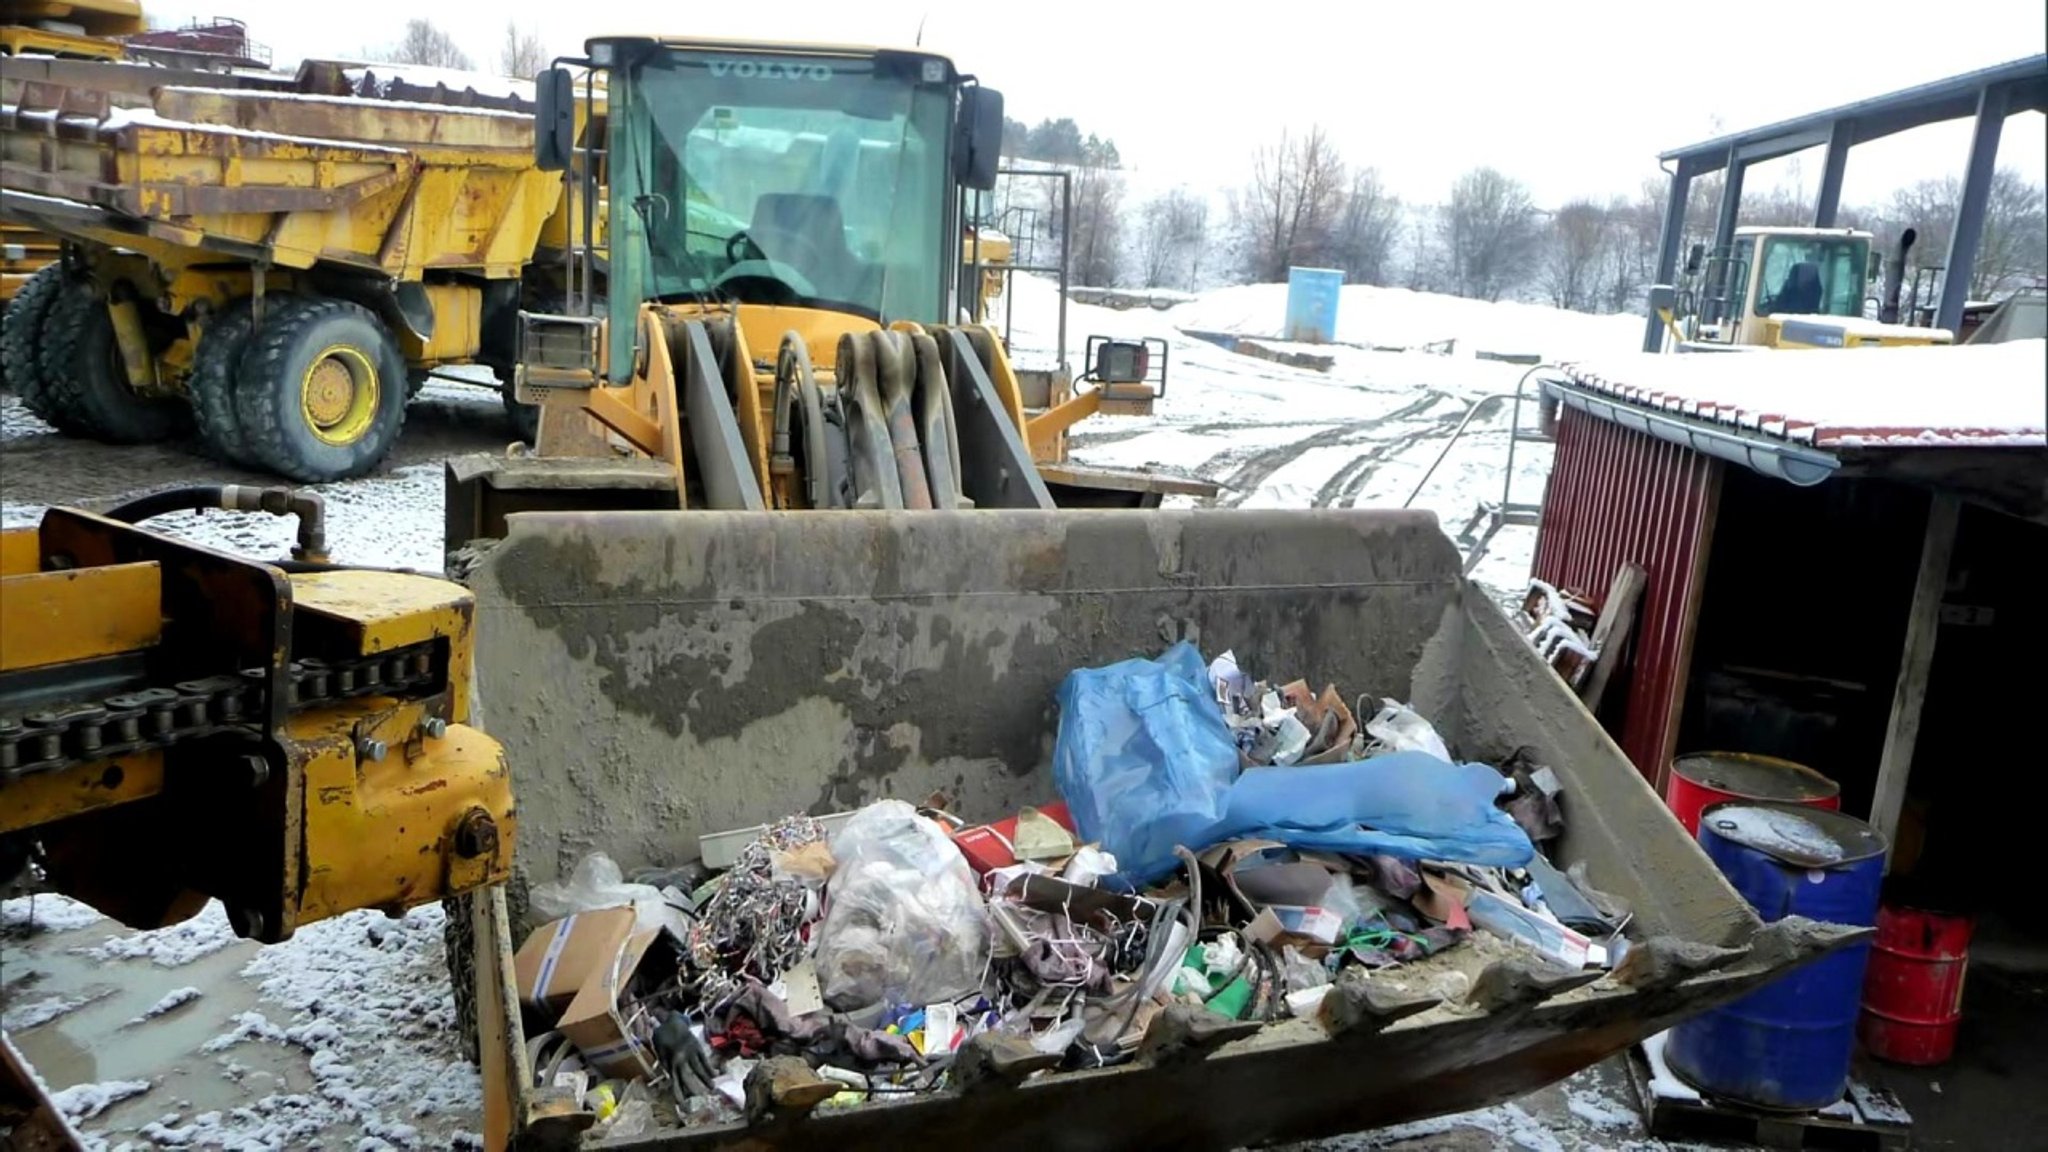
left=462, top=508, right=1858, bottom=1150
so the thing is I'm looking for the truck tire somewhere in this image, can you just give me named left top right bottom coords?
left=35, top=281, right=191, bottom=444
left=234, top=296, right=408, bottom=482
left=2, top=264, right=69, bottom=423
left=187, top=303, right=260, bottom=467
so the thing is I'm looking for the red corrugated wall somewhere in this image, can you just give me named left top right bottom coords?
left=1532, top=407, right=1720, bottom=787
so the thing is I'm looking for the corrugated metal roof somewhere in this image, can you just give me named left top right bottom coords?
left=1554, top=342, right=2047, bottom=450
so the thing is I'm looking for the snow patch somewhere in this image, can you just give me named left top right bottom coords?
left=1566, top=1085, right=1639, bottom=1130
left=128, top=986, right=204, bottom=1025
left=48, top=1078, right=151, bottom=1122
left=3, top=991, right=104, bottom=1032
left=157, top=907, right=481, bottom=1149
left=1175, top=281, right=1644, bottom=364
left=2, top=893, right=105, bottom=934
left=1557, top=340, right=2047, bottom=448
left=79, top=902, right=238, bottom=968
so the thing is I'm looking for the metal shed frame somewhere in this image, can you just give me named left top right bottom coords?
left=1643, top=53, right=2048, bottom=350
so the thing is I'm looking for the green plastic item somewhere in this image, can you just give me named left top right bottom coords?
left=1179, top=942, right=1253, bottom=1019
left=1205, top=975, right=1254, bottom=1020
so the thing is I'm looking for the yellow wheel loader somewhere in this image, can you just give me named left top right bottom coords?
left=1652, top=225, right=1953, bottom=352
left=448, top=37, right=1208, bottom=535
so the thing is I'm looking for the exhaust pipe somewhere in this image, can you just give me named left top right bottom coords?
left=1880, top=228, right=1917, bottom=324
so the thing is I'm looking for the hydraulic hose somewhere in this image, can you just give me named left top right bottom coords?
left=104, top=484, right=329, bottom=563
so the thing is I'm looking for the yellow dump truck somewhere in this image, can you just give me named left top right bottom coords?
left=0, top=0, right=140, bottom=61
left=0, top=59, right=587, bottom=480
left=0, top=2, right=145, bottom=309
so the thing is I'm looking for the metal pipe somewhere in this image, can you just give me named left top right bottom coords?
left=579, top=68, right=598, bottom=319
left=770, top=334, right=838, bottom=509
left=1403, top=389, right=1524, bottom=510
left=969, top=189, right=984, bottom=323
left=1880, top=228, right=1918, bottom=324
left=104, top=484, right=328, bottom=562
left=1057, top=171, right=1072, bottom=373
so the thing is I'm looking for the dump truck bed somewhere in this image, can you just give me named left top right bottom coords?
left=0, top=71, right=558, bottom=279
left=461, top=508, right=1848, bottom=1149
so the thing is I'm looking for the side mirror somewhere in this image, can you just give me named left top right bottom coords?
left=535, top=67, right=575, bottom=172
left=1685, top=243, right=1705, bottom=275
left=956, top=86, right=1004, bottom=191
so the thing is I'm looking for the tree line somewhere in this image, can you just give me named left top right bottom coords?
left=363, top=17, right=546, bottom=78
left=367, top=21, right=2048, bottom=312
left=999, top=123, right=2048, bottom=312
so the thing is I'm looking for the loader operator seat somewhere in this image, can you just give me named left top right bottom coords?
left=1771, top=261, right=1824, bottom=315
left=744, top=193, right=860, bottom=306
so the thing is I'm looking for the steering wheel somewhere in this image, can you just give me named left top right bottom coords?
left=725, top=230, right=827, bottom=276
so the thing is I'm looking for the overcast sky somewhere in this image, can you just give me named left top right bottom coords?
left=154, top=0, right=2046, bottom=206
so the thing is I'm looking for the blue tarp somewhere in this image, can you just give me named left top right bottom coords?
left=1052, top=642, right=1535, bottom=888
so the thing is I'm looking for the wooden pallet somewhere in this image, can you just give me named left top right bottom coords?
left=1627, top=1040, right=1913, bottom=1152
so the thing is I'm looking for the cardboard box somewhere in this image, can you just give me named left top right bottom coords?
left=557, top=926, right=685, bottom=1080
left=952, top=802, right=1075, bottom=874
left=513, top=907, right=638, bottom=1020
left=1245, top=904, right=1345, bottom=952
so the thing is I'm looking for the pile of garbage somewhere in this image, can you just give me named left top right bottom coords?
left=512, top=642, right=1634, bottom=1137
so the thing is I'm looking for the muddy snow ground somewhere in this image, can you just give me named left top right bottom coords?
left=0, top=278, right=1717, bottom=1150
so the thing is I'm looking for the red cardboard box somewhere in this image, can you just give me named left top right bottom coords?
left=951, top=802, right=1076, bottom=874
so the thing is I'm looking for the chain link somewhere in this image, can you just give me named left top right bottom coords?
left=0, top=643, right=440, bottom=782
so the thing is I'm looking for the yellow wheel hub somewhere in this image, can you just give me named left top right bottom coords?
left=299, top=346, right=379, bottom=446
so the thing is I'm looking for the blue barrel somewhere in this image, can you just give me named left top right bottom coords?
left=1666, top=801, right=1886, bottom=1111
left=1284, top=267, right=1344, bottom=343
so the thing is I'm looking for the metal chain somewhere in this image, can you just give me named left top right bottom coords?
left=0, top=642, right=440, bottom=781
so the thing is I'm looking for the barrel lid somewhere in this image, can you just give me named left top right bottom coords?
left=1699, top=800, right=1886, bottom=868
left=1674, top=752, right=1839, bottom=803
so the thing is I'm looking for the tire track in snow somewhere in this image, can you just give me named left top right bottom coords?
left=1312, top=394, right=1510, bottom=509
left=1215, top=391, right=1449, bottom=508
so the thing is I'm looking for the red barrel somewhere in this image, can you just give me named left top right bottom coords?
left=1666, top=752, right=1840, bottom=837
left=1860, top=904, right=1974, bottom=1065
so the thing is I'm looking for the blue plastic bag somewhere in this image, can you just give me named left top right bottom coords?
left=1052, top=642, right=1240, bottom=886
left=1217, top=753, right=1534, bottom=869
left=1053, top=645, right=1534, bottom=888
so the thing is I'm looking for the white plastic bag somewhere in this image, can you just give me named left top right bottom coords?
left=530, top=852, right=690, bottom=940
left=1364, top=699, right=1452, bottom=763
left=814, top=800, right=989, bottom=1010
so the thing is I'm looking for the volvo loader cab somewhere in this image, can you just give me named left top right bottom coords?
left=1669, top=226, right=1951, bottom=351
left=450, top=37, right=1189, bottom=542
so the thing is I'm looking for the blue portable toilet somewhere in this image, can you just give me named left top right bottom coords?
left=1285, top=267, right=1344, bottom=343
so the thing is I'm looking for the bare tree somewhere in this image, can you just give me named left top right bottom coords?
left=1440, top=167, right=1541, bottom=301
left=1063, top=165, right=1127, bottom=288
left=1601, top=187, right=1663, bottom=312
left=1329, top=168, right=1401, bottom=287
left=1737, top=182, right=1811, bottom=228
left=370, top=19, right=473, bottom=70
left=1136, top=189, right=1209, bottom=290
left=500, top=22, right=546, bottom=79
left=1402, top=204, right=1444, bottom=293
left=1542, top=200, right=1609, bottom=312
left=1232, top=126, right=1347, bottom=282
left=1877, top=169, right=2047, bottom=299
